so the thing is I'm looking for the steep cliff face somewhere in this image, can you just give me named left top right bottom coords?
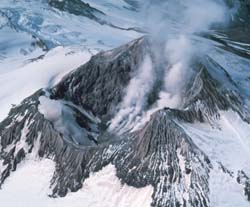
left=1, top=36, right=250, bottom=206
left=183, top=57, right=250, bottom=124
left=51, top=37, right=152, bottom=118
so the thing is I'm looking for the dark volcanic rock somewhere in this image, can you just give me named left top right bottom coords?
left=237, top=170, right=250, bottom=201
left=0, top=36, right=250, bottom=206
left=0, top=91, right=211, bottom=206
left=51, top=37, right=152, bottom=118
left=48, top=0, right=105, bottom=18
left=47, top=0, right=141, bottom=32
left=225, top=0, right=250, bottom=27
left=183, top=57, right=250, bottom=124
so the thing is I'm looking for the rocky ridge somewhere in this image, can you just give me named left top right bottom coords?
left=0, top=36, right=250, bottom=206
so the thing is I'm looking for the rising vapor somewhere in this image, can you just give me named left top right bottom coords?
left=110, top=0, right=232, bottom=132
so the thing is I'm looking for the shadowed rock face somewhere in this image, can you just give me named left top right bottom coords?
left=0, top=93, right=211, bottom=206
left=47, top=0, right=141, bottom=31
left=225, top=0, right=250, bottom=27
left=121, top=110, right=211, bottom=207
left=51, top=37, right=152, bottom=118
left=0, top=36, right=250, bottom=206
left=183, top=57, right=250, bottom=124
left=48, top=0, right=105, bottom=18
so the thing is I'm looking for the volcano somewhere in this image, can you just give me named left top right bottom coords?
left=0, top=0, right=250, bottom=207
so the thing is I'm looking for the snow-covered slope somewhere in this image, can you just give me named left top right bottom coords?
left=180, top=111, right=250, bottom=207
left=0, top=0, right=140, bottom=50
left=1, top=34, right=250, bottom=206
left=0, top=0, right=141, bottom=120
left=0, top=0, right=250, bottom=207
left=0, top=158, right=153, bottom=207
left=0, top=47, right=92, bottom=121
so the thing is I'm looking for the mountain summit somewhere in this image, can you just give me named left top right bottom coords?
left=0, top=0, right=250, bottom=207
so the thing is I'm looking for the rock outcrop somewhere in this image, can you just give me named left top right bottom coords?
left=0, top=36, right=250, bottom=206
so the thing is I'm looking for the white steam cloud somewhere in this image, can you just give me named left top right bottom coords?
left=109, top=54, right=154, bottom=133
left=110, top=0, right=230, bottom=133
left=155, top=0, right=227, bottom=109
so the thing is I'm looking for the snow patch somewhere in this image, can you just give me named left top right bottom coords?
left=0, top=47, right=92, bottom=122
left=0, top=160, right=154, bottom=207
left=180, top=110, right=250, bottom=173
left=178, top=110, right=250, bottom=206
left=209, top=165, right=250, bottom=207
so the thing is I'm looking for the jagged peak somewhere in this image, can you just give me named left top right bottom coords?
left=0, top=35, right=250, bottom=206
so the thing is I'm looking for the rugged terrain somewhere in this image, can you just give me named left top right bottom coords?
left=0, top=0, right=250, bottom=207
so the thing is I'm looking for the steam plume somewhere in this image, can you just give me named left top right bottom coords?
left=109, top=54, right=154, bottom=132
left=110, top=0, right=231, bottom=132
